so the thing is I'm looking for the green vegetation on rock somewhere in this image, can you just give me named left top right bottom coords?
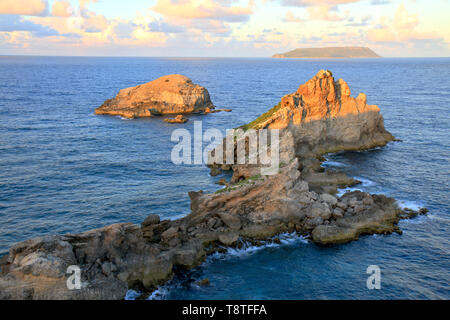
left=239, top=103, right=281, bottom=131
left=214, top=174, right=263, bottom=194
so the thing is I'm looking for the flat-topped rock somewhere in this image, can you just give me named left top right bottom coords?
left=95, top=74, right=215, bottom=119
left=273, top=47, right=380, bottom=58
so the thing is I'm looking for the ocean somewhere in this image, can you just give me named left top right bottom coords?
left=0, top=56, right=448, bottom=299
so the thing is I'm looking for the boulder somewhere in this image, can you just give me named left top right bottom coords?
left=218, top=213, right=242, bottom=230
left=320, top=193, right=338, bottom=206
left=95, top=74, right=214, bottom=119
left=218, top=233, right=239, bottom=246
left=141, top=214, right=160, bottom=227
left=164, top=114, right=188, bottom=124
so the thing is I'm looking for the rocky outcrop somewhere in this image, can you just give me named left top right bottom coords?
left=0, top=159, right=425, bottom=299
left=241, top=70, right=394, bottom=156
left=95, top=74, right=215, bottom=119
left=164, top=115, right=188, bottom=124
left=0, top=70, right=424, bottom=300
left=208, top=70, right=394, bottom=185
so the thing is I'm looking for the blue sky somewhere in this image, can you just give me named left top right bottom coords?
left=0, top=0, right=449, bottom=57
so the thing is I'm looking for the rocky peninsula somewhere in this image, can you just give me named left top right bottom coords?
left=0, top=70, right=426, bottom=300
left=273, top=47, right=380, bottom=59
left=94, top=74, right=215, bottom=119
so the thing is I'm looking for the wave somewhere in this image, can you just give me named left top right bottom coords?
left=116, top=116, right=132, bottom=121
left=396, top=199, right=424, bottom=211
left=321, top=160, right=347, bottom=168
left=336, top=186, right=364, bottom=197
left=209, top=232, right=309, bottom=261
left=353, top=176, right=376, bottom=187
left=124, top=232, right=310, bottom=300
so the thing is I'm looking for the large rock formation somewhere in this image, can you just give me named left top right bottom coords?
left=0, top=160, right=425, bottom=300
left=209, top=70, right=394, bottom=184
left=241, top=69, right=394, bottom=155
left=0, top=70, right=424, bottom=300
left=95, top=74, right=215, bottom=119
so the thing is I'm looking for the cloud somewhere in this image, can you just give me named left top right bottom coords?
left=80, top=0, right=98, bottom=12
left=0, top=0, right=48, bottom=16
left=281, top=0, right=360, bottom=7
left=82, top=11, right=108, bottom=33
left=367, top=4, right=444, bottom=44
left=307, top=6, right=346, bottom=21
left=52, top=1, right=72, bottom=17
left=283, top=10, right=303, bottom=23
left=112, top=21, right=136, bottom=39
left=147, top=21, right=185, bottom=34
left=0, top=14, right=58, bottom=37
left=345, top=15, right=370, bottom=26
left=370, top=0, right=390, bottom=5
left=152, top=0, right=254, bottom=22
left=192, top=19, right=231, bottom=35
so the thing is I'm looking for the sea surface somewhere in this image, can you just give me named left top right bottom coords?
left=0, top=56, right=448, bottom=299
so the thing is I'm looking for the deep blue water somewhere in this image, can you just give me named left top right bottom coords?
left=0, top=56, right=448, bottom=299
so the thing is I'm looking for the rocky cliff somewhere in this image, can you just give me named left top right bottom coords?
left=210, top=70, right=394, bottom=183
left=94, top=74, right=215, bottom=119
left=243, top=69, right=393, bottom=154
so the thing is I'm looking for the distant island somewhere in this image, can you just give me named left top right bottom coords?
left=272, top=46, right=380, bottom=58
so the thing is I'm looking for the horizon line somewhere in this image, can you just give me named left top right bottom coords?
left=0, top=54, right=449, bottom=59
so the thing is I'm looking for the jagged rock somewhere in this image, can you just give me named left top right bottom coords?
left=196, top=278, right=210, bottom=286
left=332, top=208, right=344, bottom=219
left=161, top=227, right=179, bottom=242
left=141, top=214, right=160, bottom=227
left=311, top=193, right=407, bottom=244
left=95, top=74, right=214, bottom=119
left=320, top=193, right=338, bottom=206
left=309, top=202, right=332, bottom=220
left=218, top=213, right=241, bottom=230
left=164, top=114, right=188, bottom=124
left=218, top=232, right=239, bottom=246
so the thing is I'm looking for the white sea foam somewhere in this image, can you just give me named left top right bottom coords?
left=208, top=232, right=309, bottom=261
left=397, top=199, right=423, bottom=211
left=147, top=285, right=170, bottom=300
left=124, top=289, right=141, bottom=300
left=336, top=187, right=363, bottom=197
left=353, top=176, right=376, bottom=187
left=126, top=232, right=309, bottom=300
left=321, top=160, right=347, bottom=168
left=398, top=214, right=430, bottom=225
left=116, top=116, right=131, bottom=120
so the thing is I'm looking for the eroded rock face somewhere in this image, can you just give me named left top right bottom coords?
left=0, top=158, right=425, bottom=300
left=208, top=70, right=394, bottom=184
left=95, top=74, right=215, bottom=119
left=246, top=70, right=394, bottom=156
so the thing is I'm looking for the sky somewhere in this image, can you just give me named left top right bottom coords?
left=0, top=0, right=449, bottom=57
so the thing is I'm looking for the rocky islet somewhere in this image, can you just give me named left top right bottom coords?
left=94, top=74, right=215, bottom=119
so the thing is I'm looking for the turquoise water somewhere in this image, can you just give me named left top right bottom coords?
left=0, top=56, right=448, bottom=299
